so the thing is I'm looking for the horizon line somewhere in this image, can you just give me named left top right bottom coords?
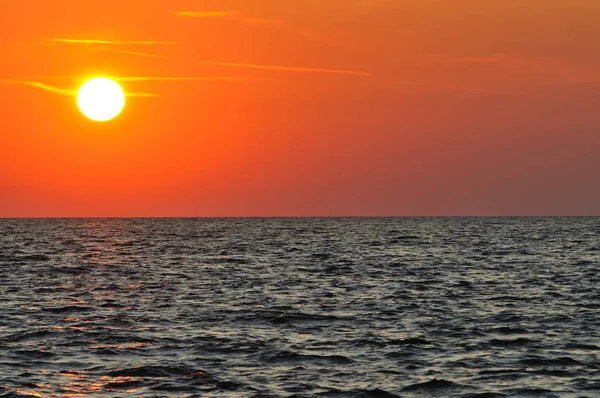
left=0, top=215, right=596, bottom=220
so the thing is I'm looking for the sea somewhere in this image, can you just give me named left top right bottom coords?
left=0, top=218, right=599, bottom=397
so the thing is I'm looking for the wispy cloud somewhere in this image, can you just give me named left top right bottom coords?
left=0, top=79, right=158, bottom=97
left=0, top=79, right=74, bottom=95
left=175, top=10, right=281, bottom=25
left=174, top=11, right=231, bottom=18
left=34, top=76, right=251, bottom=83
left=114, top=76, right=249, bottom=82
left=423, top=53, right=600, bottom=85
left=455, top=87, right=519, bottom=95
left=115, top=50, right=167, bottom=58
left=50, top=38, right=178, bottom=45
left=125, top=92, right=161, bottom=98
left=175, top=10, right=350, bottom=48
left=204, top=61, right=372, bottom=76
left=424, top=54, right=510, bottom=65
left=391, top=79, right=519, bottom=95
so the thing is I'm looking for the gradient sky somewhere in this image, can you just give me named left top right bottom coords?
left=1, top=0, right=599, bottom=217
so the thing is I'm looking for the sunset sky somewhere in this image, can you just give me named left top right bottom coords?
left=1, top=0, right=599, bottom=217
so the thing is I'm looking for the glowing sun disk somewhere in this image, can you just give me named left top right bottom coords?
left=77, top=78, right=125, bottom=122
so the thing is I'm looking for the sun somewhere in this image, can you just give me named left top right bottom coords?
left=77, top=78, right=125, bottom=122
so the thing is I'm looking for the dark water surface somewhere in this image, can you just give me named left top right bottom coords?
left=1, top=218, right=599, bottom=397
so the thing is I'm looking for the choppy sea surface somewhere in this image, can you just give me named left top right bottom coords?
left=0, top=218, right=599, bottom=397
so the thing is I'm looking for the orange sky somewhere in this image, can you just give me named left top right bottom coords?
left=1, top=0, right=600, bottom=217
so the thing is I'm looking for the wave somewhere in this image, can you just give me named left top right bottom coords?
left=401, top=379, right=461, bottom=392
left=260, top=350, right=354, bottom=365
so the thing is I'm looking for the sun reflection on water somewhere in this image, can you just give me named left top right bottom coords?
left=9, top=369, right=155, bottom=396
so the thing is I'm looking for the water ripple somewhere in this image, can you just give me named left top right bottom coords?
left=1, top=217, right=599, bottom=396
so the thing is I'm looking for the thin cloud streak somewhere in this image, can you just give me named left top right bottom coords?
left=175, top=11, right=232, bottom=17
left=423, top=53, right=600, bottom=85
left=204, top=62, right=372, bottom=76
left=0, top=79, right=158, bottom=97
left=391, top=79, right=519, bottom=95
left=35, top=76, right=250, bottom=82
left=116, top=50, right=167, bottom=58
left=115, top=76, right=249, bottom=82
left=126, top=92, right=160, bottom=97
left=424, top=54, right=510, bottom=64
left=0, top=79, right=74, bottom=95
left=456, top=87, right=519, bottom=95
left=50, top=38, right=178, bottom=45
left=175, top=11, right=281, bottom=25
